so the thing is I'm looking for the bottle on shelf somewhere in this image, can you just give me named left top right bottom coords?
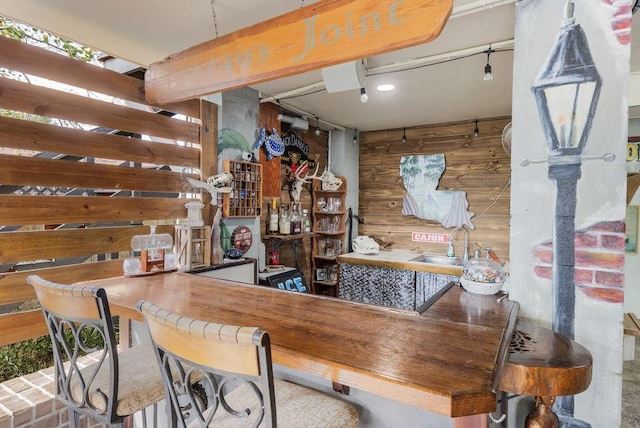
left=279, top=204, right=290, bottom=235
left=268, top=198, right=279, bottom=235
left=302, top=209, right=311, bottom=233
left=289, top=203, right=302, bottom=235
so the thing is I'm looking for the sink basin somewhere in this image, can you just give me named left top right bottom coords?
left=409, top=254, right=465, bottom=266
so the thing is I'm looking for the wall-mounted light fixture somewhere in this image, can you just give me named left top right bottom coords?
left=473, top=119, right=480, bottom=137
left=402, top=128, right=407, bottom=144
left=483, top=44, right=495, bottom=81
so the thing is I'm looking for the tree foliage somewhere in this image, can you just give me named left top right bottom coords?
left=0, top=16, right=97, bottom=62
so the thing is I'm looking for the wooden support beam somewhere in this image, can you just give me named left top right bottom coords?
left=145, top=0, right=452, bottom=104
left=200, top=100, right=218, bottom=227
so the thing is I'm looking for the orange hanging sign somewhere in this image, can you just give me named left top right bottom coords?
left=145, top=0, right=453, bottom=104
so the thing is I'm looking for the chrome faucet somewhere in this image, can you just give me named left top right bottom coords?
left=448, top=227, right=469, bottom=261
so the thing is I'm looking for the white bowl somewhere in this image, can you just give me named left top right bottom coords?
left=460, top=278, right=503, bottom=295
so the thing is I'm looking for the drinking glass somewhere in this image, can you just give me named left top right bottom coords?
left=326, top=198, right=335, bottom=213
left=318, top=239, right=327, bottom=256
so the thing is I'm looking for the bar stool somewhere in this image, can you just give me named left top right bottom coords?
left=27, top=275, right=166, bottom=427
left=499, top=320, right=592, bottom=428
left=137, top=300, right=360, bottom=428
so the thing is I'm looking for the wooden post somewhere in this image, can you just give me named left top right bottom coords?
left=200, top=100, right=218, bottom=228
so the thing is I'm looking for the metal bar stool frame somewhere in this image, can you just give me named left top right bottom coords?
left=28, top=275, right=161, bottom=428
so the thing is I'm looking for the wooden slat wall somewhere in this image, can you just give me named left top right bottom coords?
left=358, top=117, right=512, bottom=261
left=0, top=35, right=204, bottom=346
left=0, top=36, right=200, bottom=118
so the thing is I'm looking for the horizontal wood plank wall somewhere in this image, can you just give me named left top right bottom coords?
left=358, top=117, right=511, bottom=261
left=0, top=35, right=202, bottom=346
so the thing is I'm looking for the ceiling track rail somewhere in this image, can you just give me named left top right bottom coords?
left=260, top=0, right=517, bottom=129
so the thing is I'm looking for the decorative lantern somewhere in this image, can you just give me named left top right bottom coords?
left=531, top=1, right=601, bottom=164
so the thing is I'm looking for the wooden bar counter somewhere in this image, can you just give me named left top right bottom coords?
left=84, top=272, right=518, bottom=424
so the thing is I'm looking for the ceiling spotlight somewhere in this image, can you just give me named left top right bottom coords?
left=483, top=45, right=495, bottom=81
left=402, top=128, right=407, bottom=144
left=473, top=119, right=479, bottom=137
left=377, top=83, right=395, bottom=92
left=360, top=87, right=368, bottom=103
left=314, top=116, right=321, bottom=136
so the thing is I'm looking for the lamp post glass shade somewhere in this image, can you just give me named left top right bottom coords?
left=531, top=5, right=601, bottom=159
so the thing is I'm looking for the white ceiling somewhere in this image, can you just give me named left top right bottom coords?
left=0, top=0, right=637, bottom=132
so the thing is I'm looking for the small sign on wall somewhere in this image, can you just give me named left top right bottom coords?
left=411, top=232, right=450, bottom=243
left=627, top=138, right=640, bottom=173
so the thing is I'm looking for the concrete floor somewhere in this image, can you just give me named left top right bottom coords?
left=622, top=339, right=640, bottom=428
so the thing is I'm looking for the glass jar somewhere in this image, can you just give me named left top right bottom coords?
left=460, top=248, right=505, bottom=295
left=130, top=225, right=173, bottom=252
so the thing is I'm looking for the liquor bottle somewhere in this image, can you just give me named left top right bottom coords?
left=302, top=209, right=311, bottom=233
left=289, top=203, right=302, bottom=235
left=268, top=198, right=279, bottom=235
left=279, top=204, right=290, bottom=235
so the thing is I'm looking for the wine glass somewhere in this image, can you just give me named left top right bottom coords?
left=317, top=197, right=326, bottom=212
left=326, top=197, right=335, bottom=213
left=333, top=198, right=342, bottom=213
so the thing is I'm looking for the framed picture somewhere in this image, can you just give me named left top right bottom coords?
left=626, top=206, right=639, bottom=253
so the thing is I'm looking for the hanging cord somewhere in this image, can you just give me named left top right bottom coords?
left=209, top=0, right=219, bottom=38
left=300, top=0, right=305, bottom=6
left=488, top=393, right=519, bottom=425
left=474, top=178, right=511, bottom=220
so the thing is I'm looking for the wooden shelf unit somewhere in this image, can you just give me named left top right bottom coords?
left=311, top=177, right=347, bottom=296
left=222, top=159, right=262, bottom=218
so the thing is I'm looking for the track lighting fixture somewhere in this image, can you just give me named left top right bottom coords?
left=314, top=116, right=321, bottom=136
left=473, top=119, right=479, bottom=137
left=360, top=87, right=368, bottom=103
left=402, top=128, right=407, bottom=144
left=483, top=45, right=495, bottom=81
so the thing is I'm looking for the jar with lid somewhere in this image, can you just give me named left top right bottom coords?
left=460, top=247, right=505, bottom=295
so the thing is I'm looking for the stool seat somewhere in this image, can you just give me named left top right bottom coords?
left=499, top=320, right=592, bottom=427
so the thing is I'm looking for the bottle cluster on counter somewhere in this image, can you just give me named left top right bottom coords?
left=268, top=199, right=311, bottom=236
